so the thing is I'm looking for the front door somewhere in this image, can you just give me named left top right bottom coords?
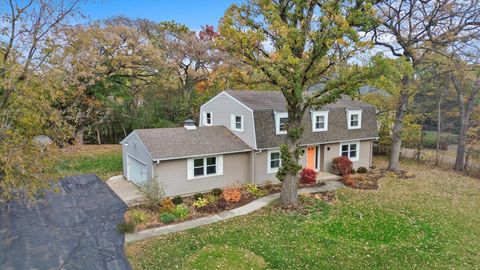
left=306, top=146, right=316, bottom=170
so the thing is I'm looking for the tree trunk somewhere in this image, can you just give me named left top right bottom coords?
left=95, top=126, right=102, bottom=145
left=464, top=148, right=470, bottom=171
left=75, top=130, right=84, bottom=145
left=388, top=82, right=409, bottom=171
left=279, top=111, right=303, bottom=206
left=435, top=91, right=444, bottom=166
left=455, top=115, right=468, bottom=171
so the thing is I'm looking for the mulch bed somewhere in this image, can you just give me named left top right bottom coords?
left=128, top=181, right=327, bottom=231
left=344, top=168, right=416, bottom=190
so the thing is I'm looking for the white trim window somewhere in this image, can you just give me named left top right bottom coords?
left=347, top=110, right=362, bottom=129
left=187, top=155, right=224, bottom=180
left=230, top=114, right=244, bottom=132
left=204, top=112, right=213, bottom=126
left=267, top=149, right=282, bottom=173
left=275, top=112, right=288, bottom=135
left=311, top=111, right=329, bottom=132
left=339, top=141, right=359, bottom=161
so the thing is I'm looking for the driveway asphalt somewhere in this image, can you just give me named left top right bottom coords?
left=0, top=174, right=131, bottom=270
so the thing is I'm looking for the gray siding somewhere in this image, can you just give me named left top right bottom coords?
left=155, top=152, right=251, bottom=197
left=122, top=132, right=153, bottom=182
left=253, top=150, right=282, bottom=185
left=322, top=140, right=373, bottom=172
left=200, top=92, right=256, bottom=148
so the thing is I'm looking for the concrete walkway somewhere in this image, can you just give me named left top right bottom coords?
left=125, top=180, right=344, bottom=243
left=106, top=176, right=145, bottom=206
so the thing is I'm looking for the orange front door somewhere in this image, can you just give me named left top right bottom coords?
left=306, top=147, right=316, bottom=170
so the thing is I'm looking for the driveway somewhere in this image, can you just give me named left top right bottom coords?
left=0, top=174, right=130, bottom=270
left=107, top=176, right=145, bottom=206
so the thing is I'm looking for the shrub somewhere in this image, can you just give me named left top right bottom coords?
left=159, top=212, right=177, bottom=224
left=244, top=183, right=268, bottom=197
left=299, top=168, right=317, bottom=184
left=171, top=195, right=183, bottom=205
left=193, top=197, right=210, bottom=208
left=343, top=175, right=354, bottom=186
left=354, top=175, right=366, bottom=182
left=173, top=204, right=190, bottom=219
left=160, top=198, right=175, bottom=213
left=216, top=198, right=228, bottom=210
left=116, top=221, right=135, bottom=233
left=211, top=188, right=222, bottom=196
left=357, top=166, right=368, bottom=174
left=222, top=186, right=242, bottom=203
left=129, top=209, right=149, bottom=225
left=351, top=168, right=356, bottom=174
left=332, top=156, right=353, bottom=176
left=206, top=194, right=218, bottom=204
left=193, top=193, right=204, bottom=200
left=263, top=180, right=273, bottom=190
left=142, top=179, right=164, bottom=211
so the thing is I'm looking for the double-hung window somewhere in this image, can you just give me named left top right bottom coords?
left=311, top=111, right=329, bottom=132
left=275, top=112, right=288, bottom=135
left=231, top=114, right=244, bottom=132
left=188, top=156, right=223, bottom=179
left=347, top=110, right=362, bottom=129
left=340, top=141, right=359, bottom=161
left=204, top=112, right=212, bottom=126
left=268, top=150, right=282, bottom=173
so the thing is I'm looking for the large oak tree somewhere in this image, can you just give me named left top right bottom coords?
left=219, top=0, right=377, bottom=205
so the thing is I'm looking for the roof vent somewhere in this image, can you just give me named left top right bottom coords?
left=184, top=119, right=196, bottom=130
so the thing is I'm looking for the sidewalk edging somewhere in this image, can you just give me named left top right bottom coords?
left=125, top=181, right=344, bottom=243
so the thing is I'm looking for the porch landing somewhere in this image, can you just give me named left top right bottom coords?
left=316, top=171, right=342, bottom=182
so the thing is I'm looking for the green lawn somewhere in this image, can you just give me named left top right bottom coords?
left=423, top=130, right=459, bottom=149
left=126, top=158, right=480, bottom=269
left=51, top=144, right=122, bottom=180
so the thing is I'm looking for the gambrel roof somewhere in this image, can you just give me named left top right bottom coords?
left=225, top=90, right=378, bottom=149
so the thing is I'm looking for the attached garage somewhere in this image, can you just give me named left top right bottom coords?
left=120, top=124, right=252, bottom=196
left=126, top=154, right=148, bottom=185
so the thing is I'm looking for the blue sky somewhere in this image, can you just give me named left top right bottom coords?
left=81, top=0, right=243, bottom=30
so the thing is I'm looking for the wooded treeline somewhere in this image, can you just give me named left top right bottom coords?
left=1, top=0, right=479, bottom=201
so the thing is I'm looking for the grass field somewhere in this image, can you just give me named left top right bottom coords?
left=422, top=131, right=459, bottom=149
left=51, top=144, right=122, bottom=180
left=126, top=157, right=480, bottom=270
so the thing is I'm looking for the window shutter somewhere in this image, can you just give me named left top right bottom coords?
left=187, top=159, right=193, bottom=180
left=217, top=155, right=223, bottom=175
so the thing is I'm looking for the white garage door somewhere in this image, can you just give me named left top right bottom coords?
left=127, top=155, right=148, bottom=186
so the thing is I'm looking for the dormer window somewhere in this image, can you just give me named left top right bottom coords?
left=231, top=114, right=244, bottom=132
left=275, top=112, right=288, bottom=135
left=204, top=112, right=212, bottom=126
left=347, top=110, right=362, bottom=129
left=312, top=111, right=329, bottom=132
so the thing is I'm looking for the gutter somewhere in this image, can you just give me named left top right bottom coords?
left=152, top=148, right=253, bottom=162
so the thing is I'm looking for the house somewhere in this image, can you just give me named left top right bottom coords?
left=121, top=90, right=378, bottom=196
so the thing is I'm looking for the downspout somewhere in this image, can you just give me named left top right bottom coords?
left=153, top=160, right=160, bottom=183
left=253, top=149, right=263, bottom=185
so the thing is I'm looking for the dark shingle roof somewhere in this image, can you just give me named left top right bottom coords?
left=254, top=107, right=378, bottom=149
left=135, top=126, right=251, bottom=160
left=226, top=90, right=375, bottom=111
left=0, top=174, right=130, bottom=270
left=226, top=90, right=287, bottom=111
left=224, top=90, right=378, bottom=149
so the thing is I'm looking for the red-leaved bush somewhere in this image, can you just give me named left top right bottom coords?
left=332, top=156, right=353, bottom=176
left=299, top=168, right=317, bottom=184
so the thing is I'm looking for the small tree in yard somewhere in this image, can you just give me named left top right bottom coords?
left=219, top=0, right=377, bottom=205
